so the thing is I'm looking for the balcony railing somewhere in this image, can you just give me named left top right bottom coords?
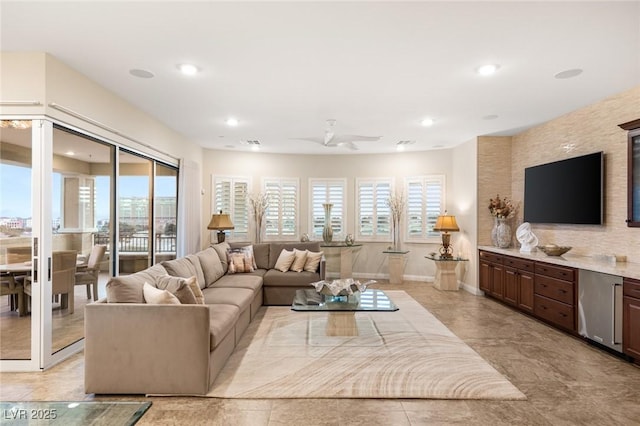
left=93, top=233, right=176, bottom=253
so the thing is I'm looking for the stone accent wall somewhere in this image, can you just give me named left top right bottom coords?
left=477, top=136, right=512, bottom=246
left=511, top=85, right=640, bottom=262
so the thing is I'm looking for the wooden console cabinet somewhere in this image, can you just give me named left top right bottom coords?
left=533, top=262, right=576, bottom=332
left=479, top=249, right=577, bottom=333
left=623, top=277, right=640, bottom=361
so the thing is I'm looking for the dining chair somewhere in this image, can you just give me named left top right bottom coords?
left=1, top=274, right=26, bottom=316
left=75, top=244, right=107, bottom=301
left=25, top=250, right=78, bottom=314
left=5, top=246, right=32, bottom=264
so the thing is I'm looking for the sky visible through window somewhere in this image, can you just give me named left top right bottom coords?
left=1, top=164, right=176, bottom=221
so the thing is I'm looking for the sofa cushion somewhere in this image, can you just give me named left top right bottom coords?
left=304, top=250, right=324, bottom=272
left=208, top=304, right=240, bottom=350
left=263, top=269, right=321, bottom=287
left=195, top=247, right=225, bottom=287
left=226, top=247, right=255, bottom=274
left=143, top=282, right=180, bottom=304
left=155, top=275, right=198, bottom=304
left=274, top=249, right=295, bottom=272
left=290, top=249, right=308, bottom=272
left=202, top=287, right=255, bottom=312
left=105, top=264, right=167, bottom=303
left=161, top=255, right=204, bottom=284
left=212, top=242, right=231, bottom=274
left=208, top=274, right=263, bottom=293
left=268, top=242, right=321, bottom=269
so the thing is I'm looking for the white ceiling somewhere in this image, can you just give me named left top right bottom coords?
left=1, top=1, right=639, bottom=155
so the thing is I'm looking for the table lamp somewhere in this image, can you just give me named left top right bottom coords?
left=207, top=210, right=234, bottom=243
left=433, top=211, right=459, bottom=258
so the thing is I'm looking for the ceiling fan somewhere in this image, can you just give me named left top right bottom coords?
left=292, top=119, right=381, bottom=150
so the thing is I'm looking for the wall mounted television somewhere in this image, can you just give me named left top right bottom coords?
left=523, top=151, right=604, bottom=225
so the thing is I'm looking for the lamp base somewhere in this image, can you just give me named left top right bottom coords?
left=217, top=231, right=226, bottom=243
left=439, top=232, right=454, bottom=258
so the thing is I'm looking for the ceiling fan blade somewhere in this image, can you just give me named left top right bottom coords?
left=290, top=137, right=325, bottom=144
left=331, top=134, right=381, bottom=143
left=343, top=142, right=359, bottom=151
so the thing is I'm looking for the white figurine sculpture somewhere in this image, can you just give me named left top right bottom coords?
left=516, top=222, right=538, bottom=253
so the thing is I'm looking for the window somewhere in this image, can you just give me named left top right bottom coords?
left=212, top=176, right=250, bottom=240
left=309, top=178, right=346, bottom=239
left=356, top=178, right=392, bottom=240
left=264, top=178, right=299, bottom=239
left=405, top=175, right=445, bottom=242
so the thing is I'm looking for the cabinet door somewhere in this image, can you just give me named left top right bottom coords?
left=623, top=295, right=640, bottom=359
left=503, top=266, right=519, bottom=306
left=479, top=260, right=491, bottom=293
left=518, top=270, right=535, bottom=313
left=491, top=264, right=504, bottom=299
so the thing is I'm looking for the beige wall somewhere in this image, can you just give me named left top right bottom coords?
left=201, top=149, right=465, bottom=281
left=509, top=85, right=640, bottom=263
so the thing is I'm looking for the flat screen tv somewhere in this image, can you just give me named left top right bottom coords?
left=523, top=152, right=603, bottom=225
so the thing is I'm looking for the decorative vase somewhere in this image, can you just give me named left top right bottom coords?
left=391, top=220, right=401, bottom=251
left=322, top=203, right=334, bottom=243
left=495, top=218, right=511, bottom=248
left=491, top=218, right=499, bottom=246
left=254, top=217, right=263, bottom=244
left=345, top=233, right=354, bottom=246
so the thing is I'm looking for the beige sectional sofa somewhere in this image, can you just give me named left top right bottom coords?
left=84, top=241, right=324, bottom=395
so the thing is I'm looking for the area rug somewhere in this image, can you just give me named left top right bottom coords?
left=207, top=290, right=526, bottom=400
left=0, top=401, right=151, bottom=425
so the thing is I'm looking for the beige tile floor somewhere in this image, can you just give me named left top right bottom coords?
left=1, top=280, right=639, bottom=425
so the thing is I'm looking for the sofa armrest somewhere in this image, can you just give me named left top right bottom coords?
left=85, top=302, right=211, bottom=395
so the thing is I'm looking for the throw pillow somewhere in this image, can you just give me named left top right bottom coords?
left=290, top=248, right=308, bottom=272
left=226, top=247, right=255, bottom=274
left=187, top=277, right=205, bottom=304
left=155, top=275, right=198, bottom=304
left=303, top=250, right=324, bottom=272
left=241, top=245, right=258, bottom=270
left=143, top=282, right=180, bottom=305
left=274, top=249, right=295, bottom=272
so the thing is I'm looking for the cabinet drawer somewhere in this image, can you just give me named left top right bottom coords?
left=624, top=278, right=640, bottom=299
left=503, top=256, right=534, bottom=272
left=535, top=275, right=574, bottom=305
left=479, top=251, right=503, bottom=264
left=534, top=294, right=574, bottom=331
left=535, top=262, right=575, bottom=281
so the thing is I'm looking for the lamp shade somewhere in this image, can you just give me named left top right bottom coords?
left=433, top=212, right=459, bottom=232
left=207, top=211, right=234, bottom=230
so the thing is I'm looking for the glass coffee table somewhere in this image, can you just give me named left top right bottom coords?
left=291, top=288, right=398, bottom=311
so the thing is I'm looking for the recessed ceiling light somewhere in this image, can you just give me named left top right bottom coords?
left=421, top=118, right=434, bottom=127
left=226, top=118, right=239, bottom=127
left=177, top=63, right=199, bottom=76
left=554, top=68, right=583, bottom=79
left=129, top=69, right=154, bottom=79
left=476, top=64, right=500, bottom=76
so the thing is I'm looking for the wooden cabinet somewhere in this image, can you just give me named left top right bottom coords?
left=533, top=262, right=577, bottom=332
left=623, top=278, right=640, bottom=361
left=479, top=249, right=576, bottom=330
left=503, top=257, right=535, bottom=312
left=479, top=251, right=503, bottom=299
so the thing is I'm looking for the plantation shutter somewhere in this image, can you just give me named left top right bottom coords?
left=405, top=175, right=445, bottom=241
left=213, top=176, right=249, bottom=240
left=310, top=179, right=346, bottom=239
left=357, top=179, right=391, bottom=240
left=264, top=178, right=298, bottom=238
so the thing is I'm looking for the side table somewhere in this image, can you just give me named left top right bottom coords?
left=320, top=243, right=363, bottom=278
left=382, top=250, right=409, bottom=284
left=425, top=255, right=468, bottom=291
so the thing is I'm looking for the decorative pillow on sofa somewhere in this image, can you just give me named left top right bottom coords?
left=274, top=249, right=295, bottom=272
left=226, top=247, right=255, bottom=274
left=290, top=248, right=308, bottom=272
left=155, top=275, right=199, bottom=304
left=143, top=282, right=181, bottom=304
left=304, top=250, right=324, bottom=272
